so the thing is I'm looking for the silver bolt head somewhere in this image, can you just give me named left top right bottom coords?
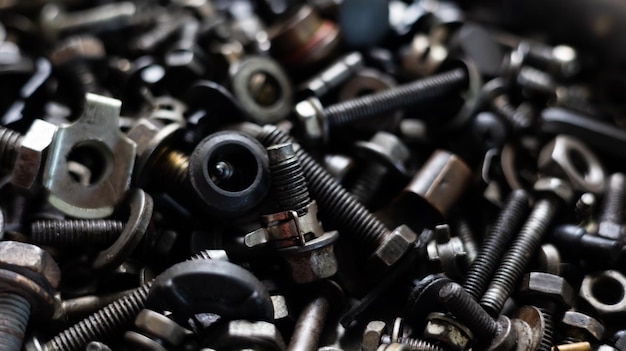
left=368, top=225, right=417, bottom=275
left=294, top=97, right=326, bottom=145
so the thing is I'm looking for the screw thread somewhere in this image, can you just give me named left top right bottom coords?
left=537, top=307, right=555, bottom=351
left=453, top=220, right=478, bottom=264
left=257, top=127, right=389, bottom=254
left=0, top=293, right=31, bottom=351
left=599, top=173, right=626, bottom=228
left=153, top=146, right=189, bottom=188
left=267, top=143, right=312, bottom=216
left=325, top=68, right=467, bottom=127
left=464, top=190, right=530, bottom=301
left=480, top=198, right=558, bottom=315
left=517, top=66, right=557, bottom=96
left=0, top=126, right=23, bottom=171
left=491, top=95, right=533, bottom=130
left=439, top=282, right=499, bottom=342
left=348, top=162, right=388, bottom=208
left=397, top=337, right=445, bottom=351
left=31, top=219, right=123, bottom=246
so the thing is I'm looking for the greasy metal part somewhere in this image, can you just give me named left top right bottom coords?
left=43, top=93, right=136, bottom=219
left=536, top=244, right=562, bottom=276
left=124, top=309, right=191, bottom=350
left=423, top=312, right=473, bottom=351
left=269, top=5, right=340, bottom=67
left=287, top=292, right=333, bottom=351
left=209, top=320, right=286, bottom=351
left=92, top=189, right=154, bottom=271
left=597, top=173, right=626, bottom=240
left=427, top=224, right=468, bottom=281
left=552, top=225, right=622, bottom=264
left=300, top=52, right=364, bottom=98
left=560, top=311, right=604, bottom=344
left=362, top=321, right=387, bottom=351
left=230, top=55, right=293, bottom=124
left=538, top=135, right=605, bottom=194
left=512, top=306, right=545, bottom=351
left=323, top=154, right=354, bottom=183
left=10, top=119, right=57, bottom=190
left=53, top=289, right=134, bottom=320
left=579, top=270, right=626, bottom=318
left=30, top=219, right=123, bottom=246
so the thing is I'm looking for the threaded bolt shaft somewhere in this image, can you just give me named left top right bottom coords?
left=31, top=219, right=123, bottom=246
left=490, top=94, right=533, bottom=130
left=257, top=127, right=390, bottom=255
left=325, top=68, right=467, bottom=128
left=0, top=126, right=23, bottom=171
left=463, top=190, right=530, bottom=301
left=43, top=248, right=223, bottom=351
left=152, top=146, right=190, bottom=189
left=537, top=306, right=555, bottom=351
left=480, top=197, right=559, bottom=315
left=396, top=337, right=445, bottom=351
left=348, top=162, right=388, bottom=208
left=439, top=282, right=499, bottom=343
left=597, top=173, right=626, bottom=240
left=0, top=294, right=31, bottom=351
left=517, top=66, right=557, bottom=96
left=453, top=219, right=478, bottom=264
left=267, top=143, right=312, bottom=216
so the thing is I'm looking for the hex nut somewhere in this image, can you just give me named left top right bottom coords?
left=278, top=231, right=339, bottom=284
left=579, top=270, right=626, bottom=318
left=538, top=135, right=605, bottom=194
left=368, top=225, right=417, bottom=275
left=518, top=272, right=575, bottom=308
left=11, top=119, right=58, bottom=190
left=294, top=97, right=327, bottom=145
left=561, top=311, right=604, bottom=342
left=362, top=321, right=387, bottom=351
left=0, top=241, right=60, bottom=290
left=534, top=177, right=574, bottom=205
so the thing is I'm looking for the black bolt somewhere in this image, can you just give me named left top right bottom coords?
left=482, top=78, right=533, bottom=131
left=439, top=282, right=499, bottom=343
left=480, top=185, right=566, bottom=316
left=463, top=189, right=530, bottom=301
left=256, top=126, right=394, bottom=257
left=552, top=224, right=622, bottom=264
left=30, top=219, right=123, bottom=246
left=597, top=173, right=626, bottom=241
left=325, top=68, right=467, bottom=128
left=267, top=143, right=312, bottom=216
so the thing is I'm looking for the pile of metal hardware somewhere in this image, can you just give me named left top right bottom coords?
left=3, top=0, right=626, bottom=350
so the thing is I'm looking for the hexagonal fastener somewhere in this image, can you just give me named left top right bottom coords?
left=518, top=272, right=575, bottom=308
left=0, top=241, right=60, bottom=290
left=278, top=231, right=339, bottom=284
left=368, top=225, right=417, bottom=275
left=294, top=96, right=327, bottom=145
left=538, top=135, right=605, bottom=194
left=579, top=270, right=626, bottom=318
left=362, top=321, right=387, bottom=351
left=11, top=119, right=58, bottom=190
left=534, top=177, right=574, bottom=205
left=561, top=311, right=604, bottom=342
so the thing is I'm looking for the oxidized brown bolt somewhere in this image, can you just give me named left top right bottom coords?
left=481, top=178, right=573, bottom=316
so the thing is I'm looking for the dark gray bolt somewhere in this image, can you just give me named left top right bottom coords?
left=255, top=126, right=415, bottom=264
left=597, top=173, right=626, bottom=241
left=50, top=35, right=108, bottom=96
left=0, top=126, right=23, bottom=171
left=30, top=220, right=123, bottom=246
left=453, top=219, right=478, bottom=264
left=440, top=282, right=499, bottom=343
left=552, top=224, right=622, bottom=264
left=480, top=178, right=572, bottom=316
left=482, top=78, right=534, bottom=131
left=299, top=52, right=364, bottom=98
left=42, top=249, right=225, bottom=351
left=267, top=143, right=312, bottom=216
left=463, top=189, right=530, bottom=301
left=295, top=68, right=468, bottom=144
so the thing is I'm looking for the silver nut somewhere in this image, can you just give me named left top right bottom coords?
left=368, top=225, right=417, bottom=274
left=0, top=241, right=60, bottom=289
left=534, top=177, right=574, bottom=204
left=11, top=119, right=58, bottom=190
left=561, top=311, right=604, bottom=342
left=580, top=270, right=626, bottom=318
left=294, top=97, right=326, bottom=145
left=362, top=321, right=387, bottom=351
left=519, top=272, right=575, bottom=308
left=538, top=135, right=605, bottom=194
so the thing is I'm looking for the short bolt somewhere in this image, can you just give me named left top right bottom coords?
left=597, top=173, right=626, bottom=241
left=440, top=282, right=499, bottom=343
left=482, top=78, right=534, bottom=130
left=295, top=68, right=468, bottom=144
left=30, top=219, right=123, bottom=246
left=480, top=178, right=572, bottom=316
left=463, top=189, right=530, bottom=301
left=50, top=35, right=108, bottom=97
left=267, top=143, right=312, bottom=216
left=453, top=219, right=478, bottom=264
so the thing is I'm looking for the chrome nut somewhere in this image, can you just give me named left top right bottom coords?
left=518, top=272, right=575, bottom=308
left=580, top=270, right=626, bottom=318
left=362, top=321, right=387, bottom=351
left=538, top=135, right=605, bottom=194
left=0, top=241, right=60, bottom=290
left=534, top=177, right=574, bottom=205
left=294, top=97, right=327, bottom=146
left=368, top=225, right=417, bottom=275
left=561, top=311, right=604, bottom=342
left=10, top=119, right=57, bottom=190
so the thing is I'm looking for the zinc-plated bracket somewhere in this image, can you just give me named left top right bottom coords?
left=44, top=93, right=136, bottom=218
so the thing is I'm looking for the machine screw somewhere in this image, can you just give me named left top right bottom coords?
left=482, top=78, right=534, bottom=130
left=480, top=179, right=572, bottom=316
left=295, top=68, right=468, bottom=144
left=597, top=173, right=626, bottom=241
left=0, top=126, right=23, bottom=171
left=463, top=189, right=530, bottom=301
left=267, top=143, right=312, bottom=216
left=30, top=219, right=123, bottom=246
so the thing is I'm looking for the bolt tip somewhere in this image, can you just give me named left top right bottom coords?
left=267, top=143, right=296, bottom=163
